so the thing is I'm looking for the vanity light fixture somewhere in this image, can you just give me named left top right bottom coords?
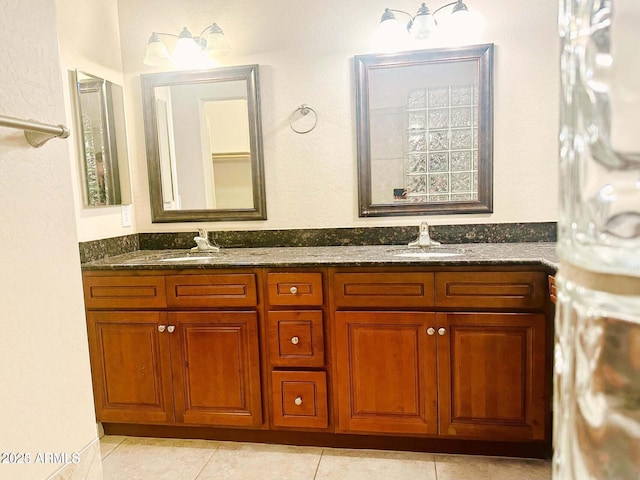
left=374, top=0, right=480, bottom=50
left=143, top=23, right=231, bottom=68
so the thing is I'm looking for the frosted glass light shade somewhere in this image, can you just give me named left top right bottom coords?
left=205, top=24, right=231, bottom=57
left=439, top=7, right=482, bottom=46
left=143, top=34, right=171, bottom=67
left=411, top=11, right=437, bottom=40
left=172, top=29, right=202, bottom=69
left=372, top=16, right=410, bottom=53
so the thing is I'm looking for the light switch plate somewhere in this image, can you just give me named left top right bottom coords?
left=121, top=204, right=132, bottom=227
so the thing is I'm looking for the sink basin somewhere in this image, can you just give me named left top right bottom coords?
left=388, top=246, right=469, bottom=259
left=158, top=254, right=219, bottom=262
left=394, top=252, right=462, bottom=258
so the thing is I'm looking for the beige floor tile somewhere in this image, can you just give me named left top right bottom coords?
left=196, top=442, right=322, bottom=480
left=101, top=437, right=218, bottom=480
left=100, top=435, right=126, bottom=459
left=487, top=457, right=552, bottom=480
left=435, top=454, right=552, bottom=480
left=435, top=454, right=493, bottom=480
left=315, top=448, right=436, bottom=480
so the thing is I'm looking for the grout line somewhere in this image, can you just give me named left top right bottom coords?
left=312, top=449, right=325, bottom=480
left=100, top=435, right=126, bottom=460
left=433, top=454, right=439, bottom=480
left=192, top=443, right=220, bottom=480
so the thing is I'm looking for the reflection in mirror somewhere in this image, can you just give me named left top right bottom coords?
left=355, top=44, right=494, bottom=217
left=72, top=70, right=131, bottom=207
left=142, top=65, right=266, bottom=222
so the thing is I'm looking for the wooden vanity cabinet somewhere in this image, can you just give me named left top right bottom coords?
left=83, top=270, right=263, bottom=428
left=82, top=263, right=552, bottom=456
left=331, top=268, right=550, bottom=443
left=265, top=271, right=329, bottom=430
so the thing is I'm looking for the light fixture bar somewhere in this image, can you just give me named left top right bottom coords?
left=143, top=22, right=232, bottom=68
left=374, top=0, right=478, bottom=50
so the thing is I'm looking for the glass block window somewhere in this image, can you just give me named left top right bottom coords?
left=404, top=85, right=478, bottom=202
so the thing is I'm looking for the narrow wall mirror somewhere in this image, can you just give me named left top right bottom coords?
left=72, top=70, right=131, bottom=207
left=141, top=65, right=266, bottom=222
left=355, top=44, right=494, bottom=217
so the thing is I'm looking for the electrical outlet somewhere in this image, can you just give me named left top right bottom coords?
left=121, top=204, right=132, bottom=227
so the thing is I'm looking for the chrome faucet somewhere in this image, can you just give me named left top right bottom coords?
left=408, top=221, right=440, bottom=248
left=192, top=228, right=220, bottom=252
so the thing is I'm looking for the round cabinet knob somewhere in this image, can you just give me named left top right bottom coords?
left=438, top=327, right=447, bottom=336
left=426, top=327, right=436, bottom=336
left=167, top=325, right=176, bottom=333
left=158, top=325, right=166, bottom=333
left=289, top=286, right=298, bottom=295
left=290, top=336, right=300, bottom=345
left=294, top=396, right=303, bottom=406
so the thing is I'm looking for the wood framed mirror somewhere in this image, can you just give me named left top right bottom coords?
left=141, top=64, right=266, bottom=222
left=355, top=44, right=494, bottom=217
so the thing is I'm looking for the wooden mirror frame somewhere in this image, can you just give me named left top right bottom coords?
left=355, top=44, right=494, bottom=217
left=141, top=64, right=267, bottom=222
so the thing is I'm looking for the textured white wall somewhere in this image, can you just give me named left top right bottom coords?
left=0, top=0, right=101, bottom=478
left=116, top=0, right=559, bottom=234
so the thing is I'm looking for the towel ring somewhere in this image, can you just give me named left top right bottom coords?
left=289, top=104, right=317, bottom=134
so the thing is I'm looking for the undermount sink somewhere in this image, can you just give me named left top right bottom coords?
left=394, top=251, right=462, bottom=258
left=158, top=253, right=220, bottom=262
left=388, top=245, right=469, bottom=259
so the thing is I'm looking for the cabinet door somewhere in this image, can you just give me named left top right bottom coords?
left=86, top=311, right=174, bottom=423
left=169, top=312, right=262, bottom=427
left=436, top=312, right=547, bottom=441
left=334, top=311, right=437, bottom=435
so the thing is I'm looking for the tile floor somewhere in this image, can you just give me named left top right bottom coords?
left=100, top=436, right=551, bottom=480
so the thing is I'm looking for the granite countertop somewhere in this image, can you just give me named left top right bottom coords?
left=81, top=242, right=559, bottom=271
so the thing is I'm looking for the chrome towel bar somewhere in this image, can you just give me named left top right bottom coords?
left=0, top=114, right=70, bottom=148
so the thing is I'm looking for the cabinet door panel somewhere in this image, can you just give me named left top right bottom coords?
left=437, top=312, right=547, bottom=441
left=86, top=311, right=174, bottom=423
left=335, top=311, right=437, bottom=434
left=170, top=312, right=262, bottom=427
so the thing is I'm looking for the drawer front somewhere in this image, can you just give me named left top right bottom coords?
left=271, top=370, right=328, bottom=429
left=436, top=271, right=547, bottom=310
left=333, top=272, right=435, bottom=308
left=166, top=274, right=257, bottom=308
left=268, top=311, right=324, bottom=367
left=267, top=273, right=323, bottom=306
left=83, top=275, right=166, bottom=309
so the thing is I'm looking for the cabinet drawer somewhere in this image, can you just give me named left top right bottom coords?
left=333, top=272, right=435, bottom=308
left=166, top=274, right=257, bottom=308
left=271, top=371, right=328, bottom=429
left=83, top=275, right=166, bottom=309
left=268, top=311, right=324, bottom=367
left=435, top=271, right=547, bottom=310
left=267, top=273, right=323, bottom=306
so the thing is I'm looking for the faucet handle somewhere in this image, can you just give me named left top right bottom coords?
left=198, top=228, right=208, bottom=239
left=408, top=221, right=440, bottom=247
